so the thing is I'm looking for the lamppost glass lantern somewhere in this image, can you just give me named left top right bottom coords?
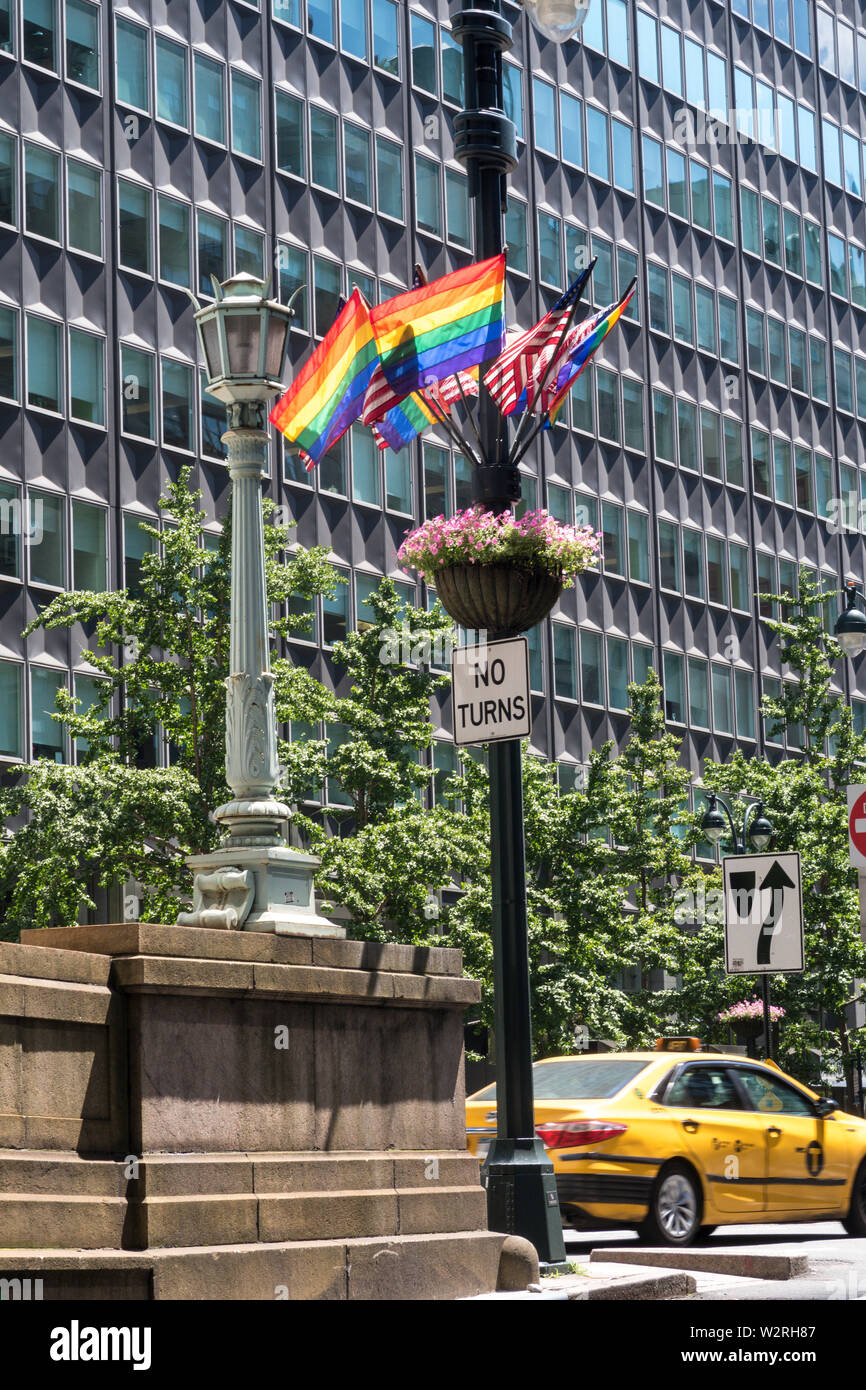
left=523, top=0, right=590, bottom=43
left=193, top=273, right=292, bottom=407
left=700, top=794, right=728, bottom=847
left=834, top=580, right=866, bottom=657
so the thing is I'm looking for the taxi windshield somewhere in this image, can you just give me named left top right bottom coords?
left=471, top=1058, right=650, bottom=1102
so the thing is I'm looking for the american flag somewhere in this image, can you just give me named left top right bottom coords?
left=482, top=265, right=594, bottom=417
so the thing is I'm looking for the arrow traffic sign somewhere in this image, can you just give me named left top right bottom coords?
left=723, top=851, right=804, bottom=975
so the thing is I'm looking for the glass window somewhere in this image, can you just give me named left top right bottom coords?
left=706, top=536, right=727, bottom=605
left=622, top=378, right=644, bottom=452
left=695, top=285, right=716, bottom=356
left=741, top=187, right=760, bottom=255
left=627, top=510, right=648, bottom=583
left=783, top=210, right=802, bottom=277
left=850, top=244, right=866, bottom=310
left=632, top=643, right=654, bottom=687
left=313, top=255, right=341, bottom=337
left=29, top=490, right=63, bottom=587
left=618, top=247, right=639, bottom=320
left=752, top=428, right=770, bottom=495
left=0, top=661, right=22, bottom=758
left=547, top=483, right=571, bottom=525
left=307, top=0, right=334, bottom=43
left=735, top=668, right=756, bottom=739
left=737, top=1069, right=813, bottom=1116
left=718, top=296, right=738, bottom=363
left=376, top=136, right=403, bottom=220
left=586, top=107, right=609, bottom=181
left=822, top=119, right=842, bottom=185
left=538, top=211, right=562, bottom=286
left=797, top=104, right=817, bottom=170
left=198, top=213, right=227, bottom=297
left=319, top=436, right=347, bottom=496
left=24, top=0, right=56, bottom=70
left=0, top=479, right=20, bottom=578
left=161, top=359, right=193, bottom=452
left=672, top=274, right=693, bottom=344
left=597, top=368, right=619, bottom=443
left=810, top=337, right=828, bottom=402
left=124, top=514, right=156, bottom=597
left=116, top=17, right=149, bottom=111
left=571, top=368, right=593, bottom=433
left=746, top=309, right=765, bottom=375
left=344, top=122, right=372, bottom=206
left=445, top=167, right=470, bottom=248
left=843, top=131, right=862, bottom=197
left=648, top=263, right=669, bottom=334
left=794, top=447, right=813, bottom=512
left=553, top=625, right=576, bottom=700
left=689, top=658, right=709, bottom=728
left=836, top=347, right=854, bottom=415
left=789, top=328, right=806, bottom=393
left=773, top=437, right=793, bottom=505
left=713, top=171, right=733, bottom=241
left=26, top=314, right=60, bottom=412
left=120, top=345, right=154, bottom=439
left=734, top=67, right=754, bottom=139
left=276, top=90, right=304, bottom=176
left=69, top=328, right=103, bottom=425
left=341, top=0, right=367, bottom=58
left=857, top=360, right=866, bottom=420
left=118, top=180, right=151, bottom=274
left=234, top=224, right=265, bottom=279
left=653, top=390, right=674, bottom=462
left=503, top=61, right=523, bottom=141
left=201, top=371, right=226, bottom=460
left=351, top=425, right=379, bottom=506
left=67, top=158, right=101, bottom=256
left=231, top=71, right=261, bottom=160
left=660, top=24, right=682, bottom=95
left=602, top=502, right=624, bottom=574
left=667, top=149, right=687, bottom=220
left=24, top=144, right=59, bottom=241
left=158, top=196, right=190, bottom=288
left=385, top=451, right=412, bottom=513
left=66, top=0, right=99, bottom=90
left=0, top=306, right=17, bottom=400
left=767, top=317, right=787, bottom=386
left=729, top=543, right=750, bottom=611
left=666, top=1065, right=743, bottom=1110
left=527, top=624, right=543, bottom=693
left=592, top=237, right=613, bottom=306
left=581, top=629, right=602, bottom=705
left=677, top=399, right=697, bottom=468
left=829, top=233, right=847, bottom=297
left=637, top=9, right=659, bottom=83
left=777, top=92, right=796, bottom=160
left=611, top=119, right=633, bottom=192
left=411, top=12, right=437, bottom=93
left=658, top=519, right=680, bottom=592
left=277, top=242, right=307, bottom=329
left=663, top=651, right=685, bottom=723
left=195, top=54, right=225, bottom=143
left=533, top=78, right=558, bottom=157
left=372, top=0, right=399, bottom=75
left=31, top=667, right=65, bottom=762
left=156, top=35, right=187, bottom=127
left=73, top=500, right=106, bottom=590
left=683, top=529, right=704, bottom=600
left=762, top=198, right=781, bottom=264
left=415, top=153, right=441, bottom=236
left=560, top=91, right=582, bottom=167
left=424, top=443, right=450, bottom=519
left=701, top=408, right=722, bottom=479
left=643, top=135, right=664, bottom=207
left=690, top=160, right=710, bottom=230
left=607, top=637, right=629, bottom=711
left=0, top=133, right=14, bottom=227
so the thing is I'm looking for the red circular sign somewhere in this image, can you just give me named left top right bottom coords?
left=850, top=789, right=866, bottom=859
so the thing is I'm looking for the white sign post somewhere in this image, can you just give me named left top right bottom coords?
left=723, top=851, right=804, bottom=975
left=451, top=636, right=532, bottom=747
left=846, top=787, right=866, bottom=946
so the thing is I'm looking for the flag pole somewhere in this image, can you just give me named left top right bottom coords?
left=504, top=262, right=596, bottom=470
left=454, top=376, right=486, bottom=462
left=412, top=390, right=483, bottom=469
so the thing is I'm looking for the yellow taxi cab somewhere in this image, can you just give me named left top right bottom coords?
left=465, top=1039, right=866, bottom=1246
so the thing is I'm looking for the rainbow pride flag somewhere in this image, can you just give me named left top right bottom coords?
left=362, top=254, right=506, bottom=425
left=269, top=289, right=380, bottom=469
left=372, top=392, right=437, bottom=453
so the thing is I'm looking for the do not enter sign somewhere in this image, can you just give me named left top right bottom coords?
left=451, top=636, right=532, bottom=747
left=848, top=785, right=866, bottom=867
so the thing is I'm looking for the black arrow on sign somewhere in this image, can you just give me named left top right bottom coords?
left=757, top=860, right=796, bottom=966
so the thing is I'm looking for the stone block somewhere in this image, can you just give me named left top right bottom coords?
left=0, top=1153, right=126, bottom=1197
left=251, top=961, right=394, bottom=1001
left=259, top=1190, right=399, bottom=1243
left=310, top=938, right=463, bottom=977
left=112, top=956, right=256, bottom=996
left=20, top=1019, right=111, bottom=1121
left=346, top=1231, right=505, bottom=1300
left=137, top=1156, right=255, bottom=1197
left=0, top=941, right=111, bottom=985
left=392, top=1153, right=482, bottom=1188
left=397, top=1186, right=487, bottom=1236
left=20, top=978, right=111, bottom=1026
left=0, top=1195, right=126, bottom=1250
left=131, top=1195, right=259, bottom=1250
left=152, top=1242, right=347, bottom=1301
left=389, top=973, right=481, bottom=1007
left=252, top=1154, right=394, bottom=1193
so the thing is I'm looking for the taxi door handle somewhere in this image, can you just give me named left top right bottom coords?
left=766, top=1126, right=782, bottom=1138
left=681, top=1119, right=699, bottom=1133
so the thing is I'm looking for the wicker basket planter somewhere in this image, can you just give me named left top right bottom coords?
left=434, top=561, right=564, bottom=637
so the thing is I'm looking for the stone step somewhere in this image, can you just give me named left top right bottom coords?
left=0, top=1230, right=516, bottom=1300
left=0, top=1152, right=128, bottom=1197
left=0, top=1195, right=128, bottom=1250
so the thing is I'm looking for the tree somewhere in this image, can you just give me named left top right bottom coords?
left=0, top=469, right=336, bottom=932
left=701, top=571, right=866, bottom=1100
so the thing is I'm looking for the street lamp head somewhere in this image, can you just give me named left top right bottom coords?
left=748, top=803, right=774, bottom=851
left=522, top=0, right=590, bottom=44
left=834, top=581, right=866, bottom=657
left=700, top=793, right=727, bottom=846
left=194, top=273, right=292, bottom=407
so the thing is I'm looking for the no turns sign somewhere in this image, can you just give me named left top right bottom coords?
left=451, top=636, right=532, bottom=747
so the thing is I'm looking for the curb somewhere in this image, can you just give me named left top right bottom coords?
left=590, top=1248, right=809, bottom=1280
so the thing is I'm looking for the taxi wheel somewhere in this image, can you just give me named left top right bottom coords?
left=641, top=1163, right=702, bottom=1247
left=842, top=1159, right=866, bottom=1237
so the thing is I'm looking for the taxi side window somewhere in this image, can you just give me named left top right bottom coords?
left=735, top=1070, right=813, bottom=1116
left=664, top=1066, right=743, bottom=1110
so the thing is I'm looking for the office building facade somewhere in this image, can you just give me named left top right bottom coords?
left=2, top=0, right=866, bottom=857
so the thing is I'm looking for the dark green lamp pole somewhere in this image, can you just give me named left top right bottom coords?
left=701, top=793, right=775, bottom=1059
left=452, top=0, right=587, bottom=1268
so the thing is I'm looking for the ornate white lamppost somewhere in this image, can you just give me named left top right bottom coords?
left=177, top=273, right=340, bottom=937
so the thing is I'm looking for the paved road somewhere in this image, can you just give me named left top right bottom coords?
left=563, top=1222, right=866, bottom=1299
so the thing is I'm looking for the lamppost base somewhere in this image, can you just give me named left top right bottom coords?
left=178, top=845, right=343, bottom=936
left=481, top=1137, right=567, bottom=1265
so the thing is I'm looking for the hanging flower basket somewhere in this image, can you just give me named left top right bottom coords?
left=717, top=998, right=785, bottom=1042
left=397, top=506, right=601, bottom=637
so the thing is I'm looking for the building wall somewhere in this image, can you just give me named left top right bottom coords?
left=2, top=0, right=866, bottom=856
